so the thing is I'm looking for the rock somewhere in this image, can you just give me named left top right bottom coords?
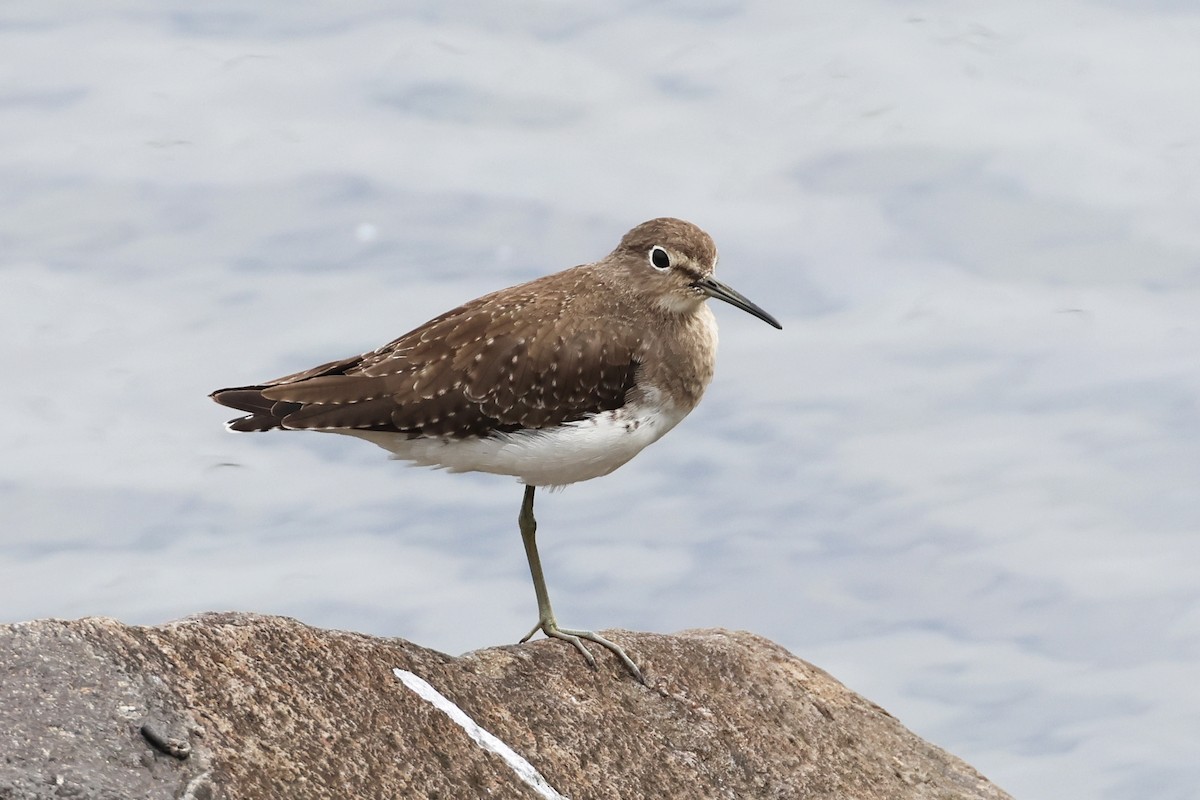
left=0, top=613, right=1011, bottom=799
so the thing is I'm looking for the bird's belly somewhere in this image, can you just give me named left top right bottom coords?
left=342, top=399, right=689, bottom=487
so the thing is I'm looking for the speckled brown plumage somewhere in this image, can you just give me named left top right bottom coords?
left=211, top=217, right=776, bottom=443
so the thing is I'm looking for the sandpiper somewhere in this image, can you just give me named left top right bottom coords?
left=211, top=217, right=781, bottom=683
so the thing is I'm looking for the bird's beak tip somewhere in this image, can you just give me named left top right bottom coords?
left=697, top=276, right=782, bottom=330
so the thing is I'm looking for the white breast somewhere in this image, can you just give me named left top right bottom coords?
left=340, top=390, right=690, bottom=488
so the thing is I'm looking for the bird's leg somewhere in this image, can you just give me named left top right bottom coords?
left=517, top=485, right=645, bottom=683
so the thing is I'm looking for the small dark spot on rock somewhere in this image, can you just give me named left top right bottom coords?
left=141, top=721, right=191, bottom=760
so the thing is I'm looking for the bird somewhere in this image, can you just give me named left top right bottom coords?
left=210, top=217, right=782, bottom=683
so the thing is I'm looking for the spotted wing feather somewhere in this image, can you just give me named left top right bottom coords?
left=211, top=279, right=644, bottom=439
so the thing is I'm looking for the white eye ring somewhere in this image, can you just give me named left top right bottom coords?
left=649, top=246, right=671, bottom=271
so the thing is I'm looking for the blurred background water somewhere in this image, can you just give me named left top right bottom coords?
left=2, top=3, right=1198, bottom=797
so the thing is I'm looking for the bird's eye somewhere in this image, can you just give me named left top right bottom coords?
left=649, top=246, right=671, bottom=271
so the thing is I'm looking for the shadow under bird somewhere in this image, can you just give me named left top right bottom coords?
left=210, top=217, right=781, bottom=683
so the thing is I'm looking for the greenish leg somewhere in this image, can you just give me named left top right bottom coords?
left=517, top=485, right=645, bottom=684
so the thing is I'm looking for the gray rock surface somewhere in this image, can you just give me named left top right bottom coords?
left=0, top=613, right=1012, bottom=799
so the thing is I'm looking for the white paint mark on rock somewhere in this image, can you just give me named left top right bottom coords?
left=393, top=668, right=570, bottom=800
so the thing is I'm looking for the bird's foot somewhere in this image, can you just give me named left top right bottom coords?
left=520, top=617, right=645, bottom=684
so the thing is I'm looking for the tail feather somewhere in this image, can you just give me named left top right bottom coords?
left=210, top=386, right=299, bottom=432
left=211, top=353, right=368, bottom=432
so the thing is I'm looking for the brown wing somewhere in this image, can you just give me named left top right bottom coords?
left=210, top=277, right=644, bottom=439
